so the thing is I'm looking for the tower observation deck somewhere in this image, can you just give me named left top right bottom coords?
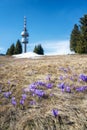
left=21, top=16, right=29, bottom=53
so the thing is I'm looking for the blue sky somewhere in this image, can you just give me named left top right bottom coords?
left=0, top=0, right=87, bottom=54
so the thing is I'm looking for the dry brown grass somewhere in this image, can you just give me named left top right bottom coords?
left=0, top=55, right=87, bottom=130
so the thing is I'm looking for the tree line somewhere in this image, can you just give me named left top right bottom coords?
left=70, top=14, right=87, bottom=54
left=6, top=40, right=44, bottom=55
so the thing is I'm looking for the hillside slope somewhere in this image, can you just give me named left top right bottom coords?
left=0, top=55, right=87, bottom=130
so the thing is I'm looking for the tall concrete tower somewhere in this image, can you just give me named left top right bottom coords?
left=21, top=16, right=29, bottom=53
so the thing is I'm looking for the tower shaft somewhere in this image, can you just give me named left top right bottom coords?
left=21, top=17, right=29, bottom=53
left=24, top=44, right=27, bottom=53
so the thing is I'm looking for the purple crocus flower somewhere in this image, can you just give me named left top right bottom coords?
left=30, top=100, right=36, bottom=105
left=36, top=81, right=46, bottom=86
left=22, top=94, right=27, bottom=100
left=52, top=109, right=58, bottom=117
left=11, top=97, right=16, bottom=106
left=3, top=91, right=12, bottom=98
left=70, top=76, right=74, bottom=81
left=66, top=86, right=71, bottom=93
left=29, top=83, right=37, bottom=92
left=76, top=87, right=84, bottom=92
left=11, top=100, right=16, bottom=106
left=20, top=99, right=24, bottom=105
left=79, top=74, right=87, bottom=82
left=59, top=76, right=64, bottom=80
left=58, top=82, right=65, bottom=89
left=76, top=86, right=87, bottom=92
left=59, top=67, right=68, bottom=73
left=58, top=82, right=65, bottom=92
left=34, top=89, right=45, bottom=97
left=12, top=97, right=15, bottom=100
left=46, top=83, right=53, bottom=89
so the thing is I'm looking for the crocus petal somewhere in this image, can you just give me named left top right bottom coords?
left=52, top=109, right=58, bottom=117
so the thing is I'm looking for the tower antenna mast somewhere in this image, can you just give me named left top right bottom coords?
left=21, top=16, right=29, bottom=53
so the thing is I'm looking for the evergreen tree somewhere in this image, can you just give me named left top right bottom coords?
left=76, top=36, right=85, bottom=54
left=33, top=44, right=44, bottom=55
left=6, top=48, right=10, bottom=55
left=70, top=14, right=87, bottom=54
left=15, top=40, right=22, bottom=54
left=6, top=44, right=15, bottom=55
left=70, top=24, right=80, bottom=53
left=79, top=14, right=87, bottom=53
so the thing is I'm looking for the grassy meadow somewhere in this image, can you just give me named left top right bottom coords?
left=0, top=55, right=87, bottom=130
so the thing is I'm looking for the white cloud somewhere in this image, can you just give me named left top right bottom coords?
left=0, top=47, right=5, bottom=54
left=27, top=40, right=74, bottom=55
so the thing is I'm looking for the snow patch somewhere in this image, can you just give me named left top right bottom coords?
left=12, top=52, right=43, bottom=59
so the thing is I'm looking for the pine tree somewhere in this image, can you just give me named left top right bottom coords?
left=70, top=14, right=87, bottom=54
left=76, top=36, right=85, bottom=54
left=33, top=44, right=44, bottom=55
left=6, top=48, right=10, bottom=55
left=6, top=40, right=22, bottom=55
left=79, top=14, right=87, bottom=53
left=70, top=24, right=80, bottom=53
left=15, top=40, right=22, bottom=54
left=6, top=44, right=15, bottom=55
